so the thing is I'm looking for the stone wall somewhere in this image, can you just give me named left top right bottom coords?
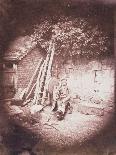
left=55, top=56, right=114, bottom=107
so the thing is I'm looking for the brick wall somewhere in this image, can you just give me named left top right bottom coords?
left=17, top=50, right=114, bottom=107
left=17, top=48, right=44, bottom=89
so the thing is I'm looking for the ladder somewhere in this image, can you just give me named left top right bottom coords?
left=33, top=40, right=55, bottom=105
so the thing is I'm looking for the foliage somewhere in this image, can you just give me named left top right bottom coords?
left=31, top=16, right=110, bottom=58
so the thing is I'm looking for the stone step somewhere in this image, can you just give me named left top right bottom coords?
left=76, top=101, right=104, bottom=116
left=75, top=100, right=114, bottom=116
left=77, top=103, right=104, bottom=116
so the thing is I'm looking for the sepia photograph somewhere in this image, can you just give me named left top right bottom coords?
left=0, top=0, right=115, bottom=154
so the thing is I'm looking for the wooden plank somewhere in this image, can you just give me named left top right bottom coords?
left=25, top=83, right=36, bottom=100
left=41, top=43, right=55, bottom=105
left=33, top=42, right=52, bottom=104
left=25, top=58, right=43, bottom=97
left=33, top=61, right=45, bottom=104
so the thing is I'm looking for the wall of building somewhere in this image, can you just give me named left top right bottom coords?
left=17, top=50, right=114, bottom=108
left=53, top=56, right=114, bottom=107
left=17, top=48, right=44, bottom=89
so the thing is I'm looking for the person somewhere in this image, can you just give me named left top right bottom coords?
left=51, top=83, right=60, bottom=111
left=54, top=78, right=72, bottom=120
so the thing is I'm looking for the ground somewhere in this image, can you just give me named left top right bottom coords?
left=5, top=100, right=114, bottom=150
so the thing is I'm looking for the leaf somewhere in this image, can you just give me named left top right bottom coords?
left=30, top=16, right=110, bottom=57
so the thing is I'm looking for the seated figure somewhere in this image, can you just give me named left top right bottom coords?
left=52, top=78, right=72, bottom=120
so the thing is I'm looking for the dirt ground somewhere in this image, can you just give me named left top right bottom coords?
left=6, top=101, right=114, bottom=151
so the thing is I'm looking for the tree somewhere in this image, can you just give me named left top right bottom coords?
left=30, top=16, right=110, bottom=58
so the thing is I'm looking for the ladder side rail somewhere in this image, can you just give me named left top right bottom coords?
left=35, top=54, right=51, bottom=104
left=38, top=42, right=52, bottom=90
left=25, top=58, right=43, bottom=98
left=25, top=83, right=36, bottom=100
left=34, top=42, right=53, bottom=104
left=41, top=43, right=55, bottom=105
left=33, top=61, right=45, bottom=104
